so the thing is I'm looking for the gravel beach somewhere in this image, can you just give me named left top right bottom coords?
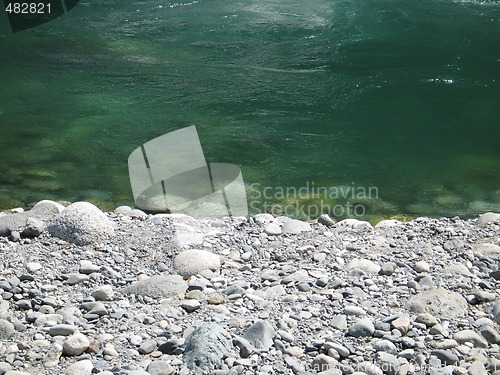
left=0, top=201, right=499, bottom=375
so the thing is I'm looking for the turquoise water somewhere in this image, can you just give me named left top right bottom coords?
left=0, top=0, right=499, bottom=221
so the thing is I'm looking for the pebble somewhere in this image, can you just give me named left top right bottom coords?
left=431, top=349, right=459, bottom=365
left=344, top=305, right=366, bottom=316
left=125, top=275, right=187, bottom=299
left=173, top=249, right=221, bottom=277
left=181, top=299, right=201, bottom=312
left=391, top=315, right=411, bottom=335
left=147, top=361, right=175, bottom=375
left=264, top=223, right=282, bottom=236
left=183, top=323, right=232, bottom=370
left=63, top=332, right=90, bottom=356
left=244, top=320, right=275, bottom=351
left=331, top=315, right=348, bottom=330
left=138, top=339, right=157, bottom=354
left=348, top=318, right=375, bottom=338
left=0, top=320, right=15, bottom=340
left=414, top=261, right=430, bottom=273
left=416, top=313, right=439, bottom=327
left=454, top=329, right=489, bottom=348
left=48, top=324, right=75, bottom=336
left=91, top=285, right=114, bottom=301
left=65, top=273, right=89, bottom=285
left=65, top=359, right=93, bottom=375
left=79, top=260, right=100, bottom=274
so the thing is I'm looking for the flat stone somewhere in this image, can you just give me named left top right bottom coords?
left=391, top=315, right=411, bottom=335
left=281, top=219, right=311, bottom=234
left=468, top=361, right=488, bottom=375
left=79, top=260, right=100, bottom=275
left=373, top=339, right=398, bottom=354
left=48, top=324, right=75, bottom=336
left=324, top=342, right=349, bottom=357
left=475, top=243, right=500, bottom=260
left=432, top=339, right=458, bottom=350
left=344, top=306, right=366, bottom=316
left=181, top=300, right=201, bottom=312
left=311, top=354, right=339, bottom=372
left=172, top=232, right=205, bottom=248
left=125, top=275, right=187, bottom=299
left=471, top=290, right=496, bottom=302
left=407, top=288, right=468, bottom=319
left=65, top=274, right=89, bottom=285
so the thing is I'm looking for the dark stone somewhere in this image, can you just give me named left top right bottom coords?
left=183, top=323, right=232, bottom=370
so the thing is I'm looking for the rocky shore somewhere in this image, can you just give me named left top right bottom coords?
left=0, top=201, right=499, bottom=375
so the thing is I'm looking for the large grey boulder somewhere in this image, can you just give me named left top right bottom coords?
left=0, top=200, right=63, bottom=237
left=183, top=323, right=232, bottom=371
left=407, top=288, right=468, bottom=319
left=48, top=202, right=114, bottom=245
left=125, top=275, right=187, bottom=299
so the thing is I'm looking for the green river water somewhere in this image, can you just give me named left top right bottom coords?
left=0, top=0, right=499, bottom=222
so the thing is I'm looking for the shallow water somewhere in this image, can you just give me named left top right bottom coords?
left=0, top=0, right=499, bottom=220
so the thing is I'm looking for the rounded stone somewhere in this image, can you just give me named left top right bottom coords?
left=348, top=318, right=375, bottom=338
left=173, top=250, right=221, bottom=277
left=125, top=275, right=188, bottom=299
left=48, top=202, right=114, bottom=245
left=63, top=332, right=90, bottom=356
left=65, top=359, right=93, bottom=375
left=407, top=288, right=468, bottom=319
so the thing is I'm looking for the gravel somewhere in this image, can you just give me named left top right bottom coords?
left=0, top=202, right=498, bottom=374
